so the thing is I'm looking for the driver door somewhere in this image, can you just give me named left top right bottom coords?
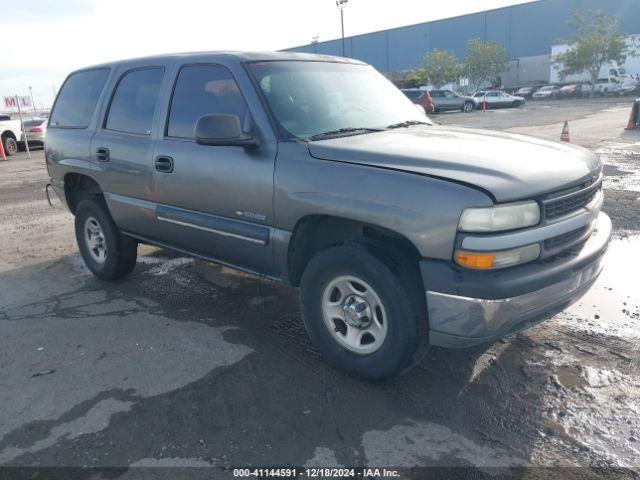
left=151, top=63, right=276, bottom=273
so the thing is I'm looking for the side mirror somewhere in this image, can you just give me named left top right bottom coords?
left=195, top=114, right=260, bottom=149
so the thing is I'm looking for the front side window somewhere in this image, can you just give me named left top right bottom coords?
left=50, top=68, right=110, bottom=128
left=105, top=68, right=164, bottom=135
left=167, top=65, right=249, bottom=138
left=248, top=61, right=428, bottom=139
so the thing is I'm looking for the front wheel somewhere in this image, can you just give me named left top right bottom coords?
left=463, top=101, right=474, bottom=113
left=512, top=100, right=522, bottom=108
left=75, top=198, right=138, bottom=280
left=299, top=242, right=429, bottom=380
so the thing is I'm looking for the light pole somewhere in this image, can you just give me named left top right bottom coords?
left=28, top=86, right=37, bottom=115
left=336, top=0, right=348, bottom=57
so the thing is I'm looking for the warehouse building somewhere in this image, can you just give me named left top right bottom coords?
left=285, top=0, right=640, bottom=87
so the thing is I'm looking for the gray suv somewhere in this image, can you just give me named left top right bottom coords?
left=46, top=52, right=611, bottom=380
left=429, top=89, right=477, bottom=112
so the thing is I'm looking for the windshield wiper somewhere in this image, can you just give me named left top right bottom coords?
left=308, top=127, right=384, bottom=141
left=386, top=120, right=430, bottom=129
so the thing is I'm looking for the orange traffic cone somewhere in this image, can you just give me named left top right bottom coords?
left=625, top=100, right=638, bottom=130
left=0, top=138, right=6, bottom=161
left=561, top=121, right=570, bottom=142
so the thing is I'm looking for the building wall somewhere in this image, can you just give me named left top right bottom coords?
left=503, top=55, right=553, bottom=86
left=286, top=0, right=640, bottom=83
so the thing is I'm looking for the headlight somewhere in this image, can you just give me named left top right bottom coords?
left=459, top=201, right=540, bottom=232
left=454, top=244, right=541, bottom=270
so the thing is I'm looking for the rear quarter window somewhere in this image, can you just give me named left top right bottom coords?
left=49, top=68, right=110, bottom=128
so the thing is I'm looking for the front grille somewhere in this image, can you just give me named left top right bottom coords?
left=543, top=177, right=601, bottom=220
left=544, top=227, right=587, bottom=251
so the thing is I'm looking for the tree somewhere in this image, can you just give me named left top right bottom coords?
left=553, top=10, right=633, bottom=94
left=385, top=70, right=422, bottom=89
left=419, top=49, right=462, bottom=88
left=463, top=39, right=510, bottom=90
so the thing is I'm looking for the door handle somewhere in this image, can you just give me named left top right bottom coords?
left=96, top=147, right=110, bottom=162
left=155, top=155, right=174, bottom=173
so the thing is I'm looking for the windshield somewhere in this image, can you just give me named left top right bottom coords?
left=247, top=61, right=430, bottom=139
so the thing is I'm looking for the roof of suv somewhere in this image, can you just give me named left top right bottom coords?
left=77, top=51, right=365, bottom=71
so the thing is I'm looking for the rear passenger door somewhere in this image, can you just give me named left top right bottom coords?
left=91, top=66, right=166, bottom=236
left=442, top=90, right=460, bottom=110
left=151, top=63, right=276, bottom=273
left=485, top=91, right=500, bottom=107
left=429, top=90, right=443, bottom=110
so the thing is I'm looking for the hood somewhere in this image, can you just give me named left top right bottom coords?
left=307, top=125, right=601, bottom=202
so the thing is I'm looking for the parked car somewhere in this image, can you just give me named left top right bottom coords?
left=0, top=114, right=22, bottom=156
left=46, top=52, right=611, bottom=380
left=532, top=85, right=561, bottom=100
left=20, top=118, right=47, bottom=147
left=616, top=80, right=639, bottom=96
left=429, top=89, right=477, bottom=113
left=401, top=88, right=435, bottom=113
left=514, top=86, right=539, bottom=99
left=594, top=78, right=621, bottom=96
left=473, top=90, right=525, bottom=108
left=577, top=84, right=594, bottom=98
left=557, top=84, right=582, bottom=99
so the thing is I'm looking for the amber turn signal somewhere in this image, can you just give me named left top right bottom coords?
left=454, top=252, right=496, bottom=270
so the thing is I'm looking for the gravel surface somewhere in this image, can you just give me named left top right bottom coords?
left=0, top=98, right=639, bottom=476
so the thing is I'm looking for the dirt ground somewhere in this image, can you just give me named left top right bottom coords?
left=1, top=97, right=639, bottom=477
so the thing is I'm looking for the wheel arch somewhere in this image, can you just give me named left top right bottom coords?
left=286, top=214, right=422, bottom=287
left=64, top=172, right=105, bottom=215
left=1, top=129, right=18, bottom=141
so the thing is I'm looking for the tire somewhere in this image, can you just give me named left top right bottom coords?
left=512, top=100, right=522, bottom=108
left=299, top=241, right=429, bottom=380
left=2, top=136, right=18, bottom=156
left=75, top=198, right=138, bottom=280
left=462, top=101, right=474, bottom=113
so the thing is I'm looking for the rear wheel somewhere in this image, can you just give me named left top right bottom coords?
left=2, top=136, right=17, bottom=156
left=75, top=199, right=137, bottom=280
left=299, top=242, right=429, bottom=380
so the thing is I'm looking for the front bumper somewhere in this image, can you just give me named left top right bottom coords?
left=422, top=212, right=612, bottom=348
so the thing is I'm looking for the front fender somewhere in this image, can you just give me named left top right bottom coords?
left=274, top=142, right=493, bottom=260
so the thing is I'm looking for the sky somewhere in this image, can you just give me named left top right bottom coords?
left=0, top=0, right=535, bottom=110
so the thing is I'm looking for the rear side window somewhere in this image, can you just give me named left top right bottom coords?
left=167, top=65, right=249, bottom=139
left=403, top=90, right=423, bottom=100
left=49, top=68, right=110, bottom=128
left=105, top=68, right=164, bottom=135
